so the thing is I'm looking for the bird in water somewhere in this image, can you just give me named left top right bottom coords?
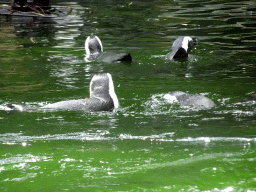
left=5, top=73, right=119, bottom=112
left=164, top=91, right=215, bottom=110
left=85, top=33, right=132, bottom=63
left=166, top=36, right=199, bottom=60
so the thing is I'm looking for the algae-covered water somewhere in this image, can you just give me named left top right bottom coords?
left=0, top=0, right=256, bottom=191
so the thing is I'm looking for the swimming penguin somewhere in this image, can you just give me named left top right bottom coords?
left=85, top=33, right=132, bottom=63
left=164, top=91, right=215, bottom=110
left=5, top=73, right=119, bottom=112
left=166, top=36, right=199, bottom=60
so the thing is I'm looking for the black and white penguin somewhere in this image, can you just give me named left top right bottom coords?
left=164, top=91, right=215, bottom=110
left=5, top=73, right=119, bottom=112
left=85, top=33, right=103, bottom=58
left=166, top=36, right=199, bottom=60
left=85, top=33, right=132, bottom=63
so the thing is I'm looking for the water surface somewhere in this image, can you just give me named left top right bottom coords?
left=0, top=0, right=256, bottom=191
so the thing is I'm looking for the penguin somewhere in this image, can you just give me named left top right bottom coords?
left=5, top=73, right=119, bottom=112
left=85, top=33, right=132, bottom=63
left=164, top=91, right=215, bottom=110
left=166, top=36, right=199, bottom=60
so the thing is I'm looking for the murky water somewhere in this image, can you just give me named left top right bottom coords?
left=0, top=0, right=256, bottom=191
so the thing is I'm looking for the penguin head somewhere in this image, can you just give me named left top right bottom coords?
left=179, top=36, right=198, bottom=53
left=85, top=33, right=103, bottom=56
left=187, top=37, right=199, bottom=52
left=89, top=73, right=119, bottom=109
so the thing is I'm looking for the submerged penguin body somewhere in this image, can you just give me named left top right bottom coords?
left=164, top=91, right=215, bottom=110
left=96, top=52, right=132, bottom=63
left=41, top=97, right=113, bottom=111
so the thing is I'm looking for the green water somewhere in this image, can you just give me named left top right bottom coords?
left=0, top=0, right=256, bottom=191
